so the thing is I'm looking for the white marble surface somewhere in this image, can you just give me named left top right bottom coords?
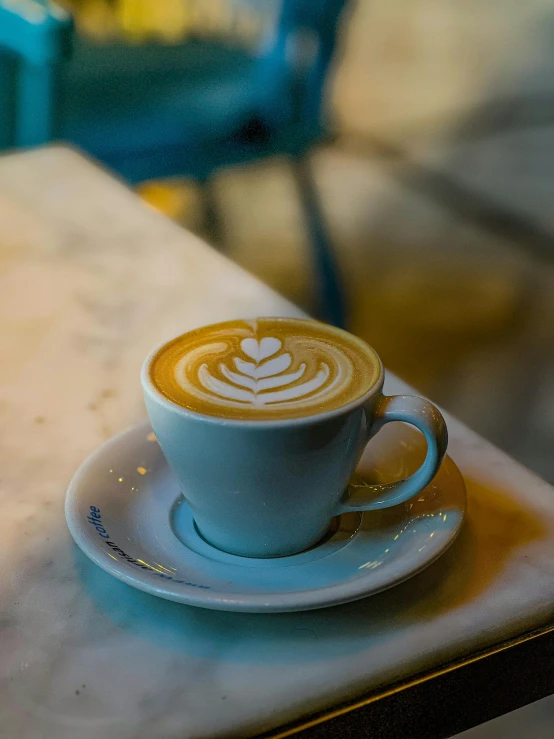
left=0, top=147, right=553, bottom=739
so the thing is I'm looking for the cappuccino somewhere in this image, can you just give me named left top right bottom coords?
left=149, top=318, right=380, bottom=420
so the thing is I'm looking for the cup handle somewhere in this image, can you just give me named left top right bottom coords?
left=335, top=395, right=448, bottom=514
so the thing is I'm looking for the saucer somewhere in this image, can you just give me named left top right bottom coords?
left=65, top=421, right=466, bottom=613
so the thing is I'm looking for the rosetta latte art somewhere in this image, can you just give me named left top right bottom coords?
left=149, top=319, right=380, bottom=420
left=176, top=336, right=343, bottom=408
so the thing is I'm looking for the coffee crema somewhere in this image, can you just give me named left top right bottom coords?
left=149, top=318, right=380, bottom=420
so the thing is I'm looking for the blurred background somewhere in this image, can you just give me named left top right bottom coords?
left=1, top=0, right=552, bottom=485
left=0, top=2, right=553, bottom=735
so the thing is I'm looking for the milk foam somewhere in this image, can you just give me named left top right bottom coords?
left=149, top=319, right=380, bottom=420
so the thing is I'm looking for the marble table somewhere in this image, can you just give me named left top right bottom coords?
left=0, top=146, right=553, bottom=739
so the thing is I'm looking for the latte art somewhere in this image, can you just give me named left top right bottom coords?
left=198, top=339, right=329, bottom=402
left=149, top=319, right=380, bottom=420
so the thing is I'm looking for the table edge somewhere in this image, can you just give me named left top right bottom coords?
left=262, top=620, right=554, bottom=738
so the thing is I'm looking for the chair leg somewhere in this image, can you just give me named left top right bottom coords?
left=292, top=157, right=347, bottom=328
left=200, top=176, right=224, bottom=249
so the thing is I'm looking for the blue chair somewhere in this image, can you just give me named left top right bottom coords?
left=0, top=0, right=348, bottom=326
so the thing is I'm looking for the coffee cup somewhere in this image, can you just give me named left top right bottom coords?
left=142, top=317, right=447, bottom=558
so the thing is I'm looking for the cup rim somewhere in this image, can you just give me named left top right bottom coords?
left=141, top=317, right=385, bottom=428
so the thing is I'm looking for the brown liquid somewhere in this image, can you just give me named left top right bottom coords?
left=149, top=318, right=380, bottom=420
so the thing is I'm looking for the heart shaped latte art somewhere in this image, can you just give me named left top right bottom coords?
left=240, top=337, right=281, bottom=362
left=197, top=336, right=331, bottom=406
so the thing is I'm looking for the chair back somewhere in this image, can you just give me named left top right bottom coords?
left=0, top=1, right=72, bottom=147
left=0, top=0, right=348, bottom=155
left=261, top=0, right=349, bottom=127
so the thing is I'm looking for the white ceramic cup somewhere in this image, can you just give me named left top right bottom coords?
left=142, top=319, right=448, bottom=558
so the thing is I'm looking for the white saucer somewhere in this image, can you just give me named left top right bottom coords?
left=65, top=421, right=466, bottom=613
